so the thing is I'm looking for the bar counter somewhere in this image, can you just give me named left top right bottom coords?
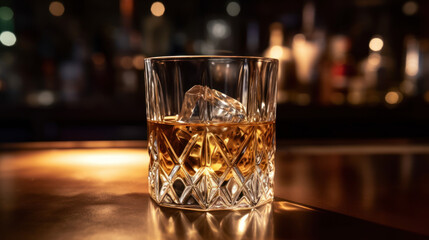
left=1, top=141, right=428, bottom=239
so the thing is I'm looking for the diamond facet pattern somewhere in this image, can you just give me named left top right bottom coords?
left=148, top=121, right=275, bottom=210
left=145, top=57, right=278, bottom=210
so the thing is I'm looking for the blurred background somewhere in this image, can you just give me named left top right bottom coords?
left=1, top=0, right=429, bottom=142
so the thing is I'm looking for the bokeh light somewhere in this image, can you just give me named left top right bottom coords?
left=267, top=46, right=284, bottom=59
left=369, top=37, right=384, bottom=52
left=207, top=19, right=230, bottom=39
left=405, top=39, right=419, bottom=77
left=49, top=1, right=65, bottom=17
left=0, top=6, right=13, bottom=21
left=120, top=56, right=133, bottom=69
left=37, top=90, right=55, bottom=106
left=385, top=91, right=402, bottom=105
left=367, top=53, right=381, bottom=67
left=0, top=31, right=16, bottom=46
left=132, top=55, right=145, bottom=70
left=405, top=52, right=419, bottom=77
left=92, top=53, right=106, bottom=67
left=348, top=92, right=364, bottom=105
left=226, top=2, right=241, bottom=17
left=151, top=2, right=165, bottom=17
left=403, top=1, right=418, bottom=16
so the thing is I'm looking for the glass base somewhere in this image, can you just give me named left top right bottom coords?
left=150, top=195, right=274, bottom=211
left=148, top=163, right=274, bottom=211
left=147, top=199, right=274, bottom=240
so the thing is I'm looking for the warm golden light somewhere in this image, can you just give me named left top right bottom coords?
left=385, top=91, right=402, bottom=105
left=151, top=1, right=165, bottom=17
left=147, top=200, right=273, bottom=239
left=292, top=33, right=322, bottom=84
left=1, top=148, right=149, bottom=194
left=237, top=213, right=249, bottom=234
left=268, top=45, right=284, bottom=59
left=367, top=53, right=381, bottom=67
left=405, top=52, right=419, bottom=77
left=274, top=201, right=313, bottom=211
left=405, top=38, right=419, bottom=77
left=132, top=55, right=145, bottom=70
left=49, top=1, right=65, bottom=17
left=369, top=37, right=384, bottom=52
left=55, top=149, right=144, bottom=166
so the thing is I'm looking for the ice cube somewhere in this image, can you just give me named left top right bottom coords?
left=178, top=85, right=247, bottom=123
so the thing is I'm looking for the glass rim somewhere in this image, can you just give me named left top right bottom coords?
left=145, top=55, right=279, bottom=63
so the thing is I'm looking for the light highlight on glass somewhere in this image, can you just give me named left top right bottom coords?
left=150, top=1, right=165, bottom=17
left=49, top=1, right=65, bottom=17
left=0, top=6, right=13, bottom=21
left=369, top=37, right=384, bottom=52
left=0, top=31, right=16, bottom=46
left=226, top=1, right=241, bottom=17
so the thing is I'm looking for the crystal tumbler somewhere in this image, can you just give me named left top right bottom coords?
left=144, top=56, right=278, bottom=210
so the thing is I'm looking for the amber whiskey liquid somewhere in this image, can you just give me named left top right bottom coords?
left=147, top=119, right=275, bottom=210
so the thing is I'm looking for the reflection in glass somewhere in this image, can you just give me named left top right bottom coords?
left=147, top=200, right=274, bottom=240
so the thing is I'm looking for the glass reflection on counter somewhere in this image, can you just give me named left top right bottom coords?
left=147, top=200, right=274, bottom=240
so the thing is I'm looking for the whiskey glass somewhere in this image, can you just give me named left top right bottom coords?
left=144, top=56, right=278, bottom=210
